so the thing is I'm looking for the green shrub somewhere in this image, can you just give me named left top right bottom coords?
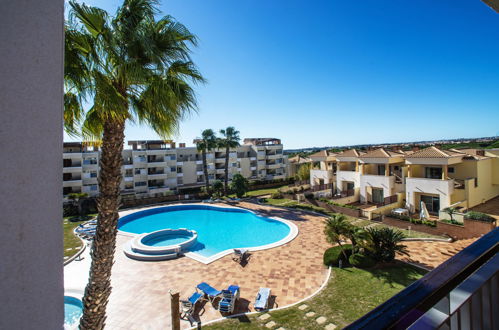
left=465, top=211, right=495, bottom=223
left=349, top=253, right=376, bottom=268
left=323, top=244, right=352, bottom=267
left=318, top=198, right=359, bottom=210
left=441, top=219, right=463, bottom=226
left=304, top=192, right=314, bottom=199
left=271, top=192, right=283, bottom=199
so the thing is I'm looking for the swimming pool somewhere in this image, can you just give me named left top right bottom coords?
left=118, top=204, right=298, bottom=263
left=64, top=296, right=83, bottom=328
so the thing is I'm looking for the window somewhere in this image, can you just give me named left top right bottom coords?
left=135, top=181, right=147, bottom=187
left=425, top=167, right=442, bottom=179
left=448, top=167, right=455, bottom=174
left=474, top=178, right=478, bottom=187
left=170, top=167, right=176, bottom=173
left=377, top=165, right=386, bottom=175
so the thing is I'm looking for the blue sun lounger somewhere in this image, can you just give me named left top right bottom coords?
left=254, top=287, right=271, bottom=311
left=219, top=285, right=240, bottom=314
left=180, top=292, right=203, bottom=319
left=196, top=282, right=222, bottom=303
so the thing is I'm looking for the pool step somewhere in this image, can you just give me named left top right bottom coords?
left=123, top=241, right=180, bottom=261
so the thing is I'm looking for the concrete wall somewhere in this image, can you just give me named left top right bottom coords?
left=0, top=0, right=64, bottom=328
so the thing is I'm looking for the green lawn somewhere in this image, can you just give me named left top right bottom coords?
left=63, top=215, right=95, bottom=260
left=205, top=264, right=427, bottom=329
left=262, top=199, right=445, bottom=239
left=229, top=185, right=289, bottom=198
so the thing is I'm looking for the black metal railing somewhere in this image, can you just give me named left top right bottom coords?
left=345, top=228, right=499, bottom=329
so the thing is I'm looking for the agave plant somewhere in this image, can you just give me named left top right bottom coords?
left=365, top=227, right=409, bottom=262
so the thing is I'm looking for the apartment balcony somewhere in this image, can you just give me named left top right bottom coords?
left=63, top=166, right=82, bottom=173
left=196, top=160, right=203, bottom=165
left=310, top=169, right=335, bottom=186
left=123, top=176, right=134, bottom=182
left=196, top=171, right=204, bottom=175
left=133, top=157, right=147, bottom=164
left=336, top=170, right=361, bottom=184
left=266, top=163, right=281, bottom=170
left=123, top=163, right=134, bottom=169
left=250, top=157, right=257, bottom=161
left=145, top=149, right=168, bottom=155
left=266, top=153, right=282, bottom=160
left=360, top=174, right=396, bottom=191
left=134, top=170, right=147, bottom=177
left=250, top=166, right=257, bottom=171
left=82, top=185, right=98, bottom=194
left=216, top=168, right=225, bottom=174
left=147, top=172, right=168, bottom=180
left=177, top=173, right=183, bottom=177
left=82, top=151, right=99, bottom=157
left=63, top=179, right=82, bottom=187
left=214, top=157, right=225, bottom=163
left=347, top=228, right=499, bottom=329
left=257, top=151, right=266, bottom=159
left=147, top=161, right=167, bottom=168
left=63, top=152, right=82, bottom=159
left=176, top=161, right=183, bottom=166
left=229, top=152, right=237, bottom=159
left=406, top=177, right=454, bottom=197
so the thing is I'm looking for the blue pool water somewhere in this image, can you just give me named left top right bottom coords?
left=64, top=296, right=83, bottom=326
left=118, top=205, right=291, bottom=257
left=144, top=233, right=193, bottom=247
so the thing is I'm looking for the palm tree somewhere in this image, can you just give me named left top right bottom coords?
left=64, top=1, right=204, bottom=328
left=444, top=207, right=457, bottom=222
left=67, top=192, right=89, bottom=220
left=365, top=227, right=409, bottom=262
left=195, top=129, right=217, bottom=194
left=218, top=127, right=240, bottom=194
left=324, top=213, right=352, bottom=260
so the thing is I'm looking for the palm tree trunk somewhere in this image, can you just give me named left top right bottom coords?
left=202, top=149, right=210, bottom=194
left=80, top=120, right=124, bottom=330
left=224, top=145, right=229, bottom=195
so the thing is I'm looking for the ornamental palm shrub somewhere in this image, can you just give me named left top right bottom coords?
left=324, top=213, right=353, bottom=261
left=443, top=207, right=458, bottom=221
left=365, top=227, right=409, bottom=263
left=230, top=174, right=249, bottom=198
left=212, top=180, right=224, bottom=198
left=64, top=1, right=204, bottom=328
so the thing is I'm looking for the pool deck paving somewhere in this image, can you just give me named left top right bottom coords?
left=63, top=201, right=481, bottom=329
left=104, top=202, right=330, bottom=329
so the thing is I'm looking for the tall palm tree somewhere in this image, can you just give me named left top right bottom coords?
left=195, top=129, right=217, bottom=194
left=64, top=1, right=204, bottom=328
left=218, top=127, right=240, bottom=194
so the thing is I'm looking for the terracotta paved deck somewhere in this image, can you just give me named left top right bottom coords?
left=105, top=202, right=330, bottom=329
left=398, top=238, right=477, bottom=270
left=470, top=196, right=499, bottom=223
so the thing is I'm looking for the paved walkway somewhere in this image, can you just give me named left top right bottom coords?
left=399, top=238, right=477, bottom=270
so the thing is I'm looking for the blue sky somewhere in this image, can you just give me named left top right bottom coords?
left=65, top=0, right=499, bottom=149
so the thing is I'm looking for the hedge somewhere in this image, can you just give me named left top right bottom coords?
left=318, top=198, right=359, bottom=210
left=349, top=253, right=376, bottom=269
left=390, top=213, right=437, bottom=227
left=465, top=211, right=495, bottom=223
left=323, top=244, right=352, bottom=267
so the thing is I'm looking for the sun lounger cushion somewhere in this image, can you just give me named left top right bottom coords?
left=254, top=287, right=271, bottom=310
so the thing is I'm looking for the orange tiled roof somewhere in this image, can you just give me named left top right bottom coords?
left=336, top=149, right=363, bottom=158
left=405, top=146, right=464, bottom=159
left=360, top=148, right=405, bottom=158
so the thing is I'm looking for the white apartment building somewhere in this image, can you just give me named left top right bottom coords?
left=63, top=138, right=287, bottom=197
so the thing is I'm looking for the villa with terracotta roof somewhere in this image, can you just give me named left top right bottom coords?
left=309, top=146, right=499, bottom=219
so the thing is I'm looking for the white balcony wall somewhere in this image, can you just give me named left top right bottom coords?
left=336, top=170, right=361, bottom=190
left=406, top=177, right=454, bottom=212
left=360, top=174, right=395, bottom=202
left=310, top=169, right=335, bottom=186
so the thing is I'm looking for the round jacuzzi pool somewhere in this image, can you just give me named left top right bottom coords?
left=64, top=296, right=83, bottom=328
left=141, top=229, right=195, bottom=247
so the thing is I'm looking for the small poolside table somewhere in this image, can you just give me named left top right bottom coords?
left=392, top=208, right=409, bottom=216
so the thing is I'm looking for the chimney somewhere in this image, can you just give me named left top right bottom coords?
left=179, top=143, right=186, bottom=148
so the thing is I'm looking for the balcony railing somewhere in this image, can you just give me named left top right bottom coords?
left=346, top=228, right=498, bottom=329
